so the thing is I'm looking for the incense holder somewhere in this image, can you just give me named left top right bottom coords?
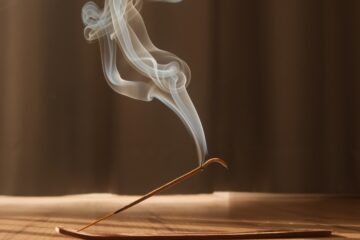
left=56, top=227, right=332, bottom=239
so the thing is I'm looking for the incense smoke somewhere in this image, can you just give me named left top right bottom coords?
left=82, top=0, right=207, bottom=164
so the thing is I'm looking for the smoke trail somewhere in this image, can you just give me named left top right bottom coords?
left=82, top=0, right=207, bottom=164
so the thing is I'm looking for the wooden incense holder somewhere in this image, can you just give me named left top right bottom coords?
left=56, top=227, right=332, bottom=239
left=55, top=158, right=332, bottom=239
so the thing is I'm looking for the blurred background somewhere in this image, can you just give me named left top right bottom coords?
left=0, top=0, right=359, bottom=195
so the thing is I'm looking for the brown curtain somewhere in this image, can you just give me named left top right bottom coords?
left=212, top=0, right=360, bottom=194
left=0, top=0, right=359, bottom=195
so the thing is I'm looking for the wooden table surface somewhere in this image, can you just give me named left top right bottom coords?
left=0, top=192, right=359, bottom=239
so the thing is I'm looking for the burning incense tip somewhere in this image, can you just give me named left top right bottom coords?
left=202, top=158, right=228, bottom=169
left=75, top=158, right=227, bottom=232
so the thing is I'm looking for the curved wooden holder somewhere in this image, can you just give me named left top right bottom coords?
left=56, top=227, right=332, bottom=239
left=55, top=158, right=332, bottom=239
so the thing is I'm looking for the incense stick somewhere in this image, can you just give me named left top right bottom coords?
left=77, top=158, right=227, bottom=232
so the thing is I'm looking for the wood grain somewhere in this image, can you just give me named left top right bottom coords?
left=0, top=193, right=359, bottom=239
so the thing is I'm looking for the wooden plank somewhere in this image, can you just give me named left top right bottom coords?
left=0, top=193, right=359, bottom=239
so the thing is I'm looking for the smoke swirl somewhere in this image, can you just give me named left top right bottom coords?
left=82, top=0, right=207, bottom=164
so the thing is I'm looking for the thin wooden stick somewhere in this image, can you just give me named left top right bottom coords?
left=77, top=158, right=228, bottom=232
